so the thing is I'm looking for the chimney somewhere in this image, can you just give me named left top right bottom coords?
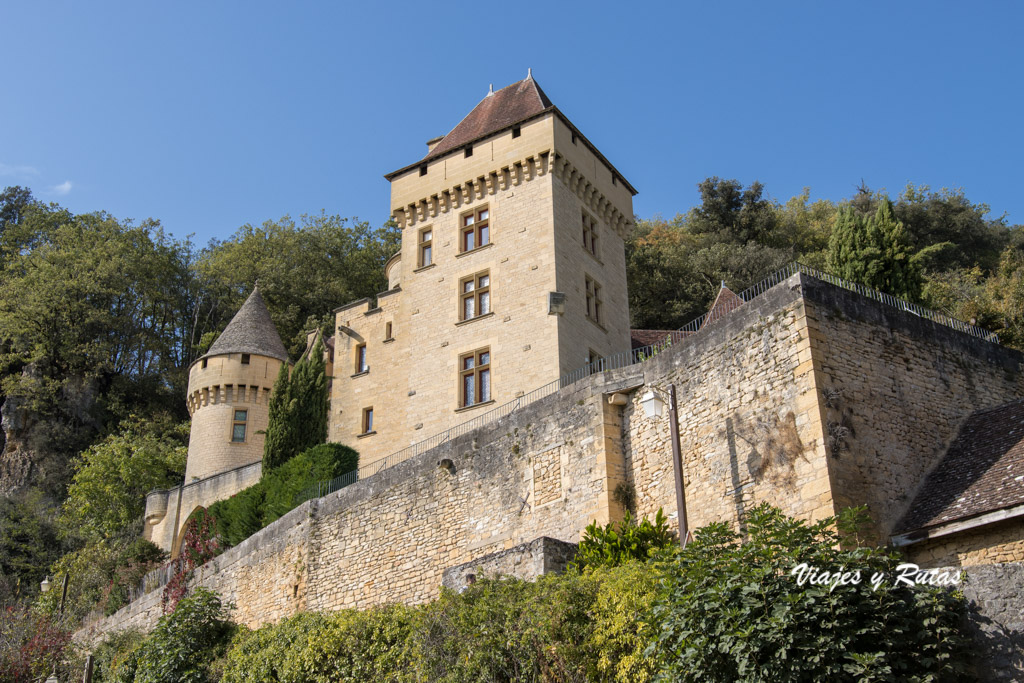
left=426, top=135, right=444, bottom=153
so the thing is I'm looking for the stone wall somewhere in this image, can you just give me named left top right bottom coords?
left=441, top=537, right=578, bottom=592
left=908, top=518, right=1024, bottom=567
left=956, top=562, right=1024, bottom=681
left=801, top=276, right=1024, bottom=541
left=85, top=272, right=1024, bottom=673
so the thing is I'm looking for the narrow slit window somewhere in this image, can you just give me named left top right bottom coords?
left=362, top=407, right=374, bottom=434
left=355, top=343, right=368, bottom=373
left=385, top=322, right=393, bottom=340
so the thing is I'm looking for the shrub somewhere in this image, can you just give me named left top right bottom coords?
left=129, top=588, right=235, bottom=683
left=571, top=508, right=675, bottom=571
left=90, top=628, right=145, bottom=683
left=0, top=606, right=73, bottom=683
left=208, top=443, right=358, bottom=548
left=650, top=503, right=972, bottom=682
left=588, top=562, right=660, bottom=683
left=220, top=605, right=417, bottom=682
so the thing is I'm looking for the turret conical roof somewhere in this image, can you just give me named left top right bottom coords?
left=202, top=286, right=289, bottom=362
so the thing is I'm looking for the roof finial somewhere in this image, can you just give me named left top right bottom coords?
left=527, top=67, right=533, bottom=79
left=255, top=278, right=261, bottom=289
left=721, top=280, right=726, bottom=289
left=488, top=83, right=493, bottom=96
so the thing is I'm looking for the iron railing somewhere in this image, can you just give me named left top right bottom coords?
left=120, top=262, right=998, bottom=607
left=296, top=261, right=997, bottom=506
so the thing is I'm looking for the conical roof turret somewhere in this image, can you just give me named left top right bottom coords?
left=201, top=285, right=289, bottom=362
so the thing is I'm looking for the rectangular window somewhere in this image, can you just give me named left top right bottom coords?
left=418, top=228, right=433, bottom=267
left=582, top=212, right=599, bottom=258
left=460, top=207, right=490, bottom=253
left=460, top=271, right=491, bottom=321
left=362, top=407, right=374, bottom=434
left=385, top=322, right=393, bottom=340
left=464, top=145, right=473, bottom=158
left=355, top=343, right=368, bottom=373
left=460, top=348, right=491, bottom=407
left=419, top=164, right=427, bottom=176
left=202, top=358, right=208, bottom=369
left=586, top=276, right=603, bottom=324
left=512, top=126, right=521, bottom=138
left=231, top=409, right=248, bottom=442
left=241, top=353, right=250, bottom=365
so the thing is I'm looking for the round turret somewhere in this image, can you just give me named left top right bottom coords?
left=184, top=287, right=289, bottom=482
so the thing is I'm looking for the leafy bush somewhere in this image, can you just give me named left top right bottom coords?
left=650, top=503, right=972, bottom=682
left=220, top=605, right=417, bottom=682
left=587, top=562, right=660, bottom=683
left=209, top=443, right=358, bottom=548
left=90, top=628, right=145, bottom=683
left=0, top=606, right=73, bottom=683
left=571, top=508, right=675, bottom=570
left=120, top=588, right=234, bottom=683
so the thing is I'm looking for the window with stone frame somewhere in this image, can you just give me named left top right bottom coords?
left=460, top=348, right=491, bottom=407
left=582, top=211, right=599, bottom=258
left=459, top=270, right=491, bottom=321
left=361, top=406, right=374, bottom=434
left=460, top=206, right=490, bottom=253
left=585, top=276, right=603, bottom=324
left=355, top=343, right=368, bottom=373
left=418, top=227, right=433, bottom=267
left=231, top=409, right=248, bottom=443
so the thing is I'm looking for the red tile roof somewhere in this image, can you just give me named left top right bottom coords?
left=701, top=285, right=744, bottom=329
left=424, top=77, right=553, bottom=161
left=897, top=399, right=1024, bottom=533
left=631, top=329, right=692, bottom=350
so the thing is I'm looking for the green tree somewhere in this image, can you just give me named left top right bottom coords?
left=827, top=197, right=922, bottom=300
left=261, top=361, right=296, bottom=471
left=59, top=416, right=187, bottom=543
left=652, top=504, right=971, bottom=682
left=0, top=490, right=62, bottom=604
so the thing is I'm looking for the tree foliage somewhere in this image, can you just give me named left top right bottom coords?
left=827, top=197, right=922, bottom=301
left=651, top=504, right=971, bottom=682
left=571, top=508, right=675, bottom=571
left=60, top=416, right=187, bottom=543
left=262, top=340, right=328, bottom=470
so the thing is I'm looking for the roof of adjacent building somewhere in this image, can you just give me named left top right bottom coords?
left=202, top=286, right=289, bottom=363
left=385, top=75, right=637, bottom=194
left=896, top=398, right=1024, bottom=533
left=630, top=330, right=692, bottom=350
left=701, top=285, right=744, bottom=329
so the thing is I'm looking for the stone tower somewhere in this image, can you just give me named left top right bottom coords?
left=184, top=286, right=289, bottom=482
left=330, top=74, right=638, bottom=468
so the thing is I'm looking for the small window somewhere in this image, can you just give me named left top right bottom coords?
left=355, top=343, right=368, bottom=373
left=231, top=409, right=248, bottom=442
left=582, top=212, right=599, bottom=258
left=587, top=349, right=605, bottom=373
left=460, top=348, right=491, bottom=407
left=464, top=145, right=473, bottom=158
left=201, top=358, right=208, bottom=369
left=512, top=126, right=521, bottom=138
left=460, top=207, right=490, bottom=253
left=362, top=407, right=374, bottom=434
left=460, top=271, right=491, bottom=321
left=571, top=132, right=577, bottom=145
left=241, top=353, right=250, bottom=365
left=586, top=276, right=603, bottom=325
left=385, top=322, right=393, bottom=340
left=419, top=164, right=427, bottom=176
left=419, top=228, right=433, bottom=268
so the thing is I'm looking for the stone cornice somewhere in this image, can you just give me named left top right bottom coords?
left=391, top=148, right=633, bottom=240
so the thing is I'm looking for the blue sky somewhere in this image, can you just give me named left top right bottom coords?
left=3, top=1, right=1022, bottom=245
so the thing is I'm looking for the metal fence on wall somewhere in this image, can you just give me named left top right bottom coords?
left=297, top=261, right=997, bottom=506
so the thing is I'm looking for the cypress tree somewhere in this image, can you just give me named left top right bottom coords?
left=827, top=197, right=922, bottom=301
left=291, top=339, right=328, bottom=454
left=262, top=359, right=296, bottom=470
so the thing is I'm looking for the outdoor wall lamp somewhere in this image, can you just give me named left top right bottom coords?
left=40, top=575, right=51, bottom=592
left=640, top=384, right=690, bottom=548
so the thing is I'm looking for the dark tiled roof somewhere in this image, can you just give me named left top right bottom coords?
left=203, top=287, right=288, bottom=362
left=631, top=330, right=692, bottom=349
left=897, top=399, right=1024, bottom=533
left=701, top=285, right=744, bottom=329
left=423, top=77, right=553, bottom=162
